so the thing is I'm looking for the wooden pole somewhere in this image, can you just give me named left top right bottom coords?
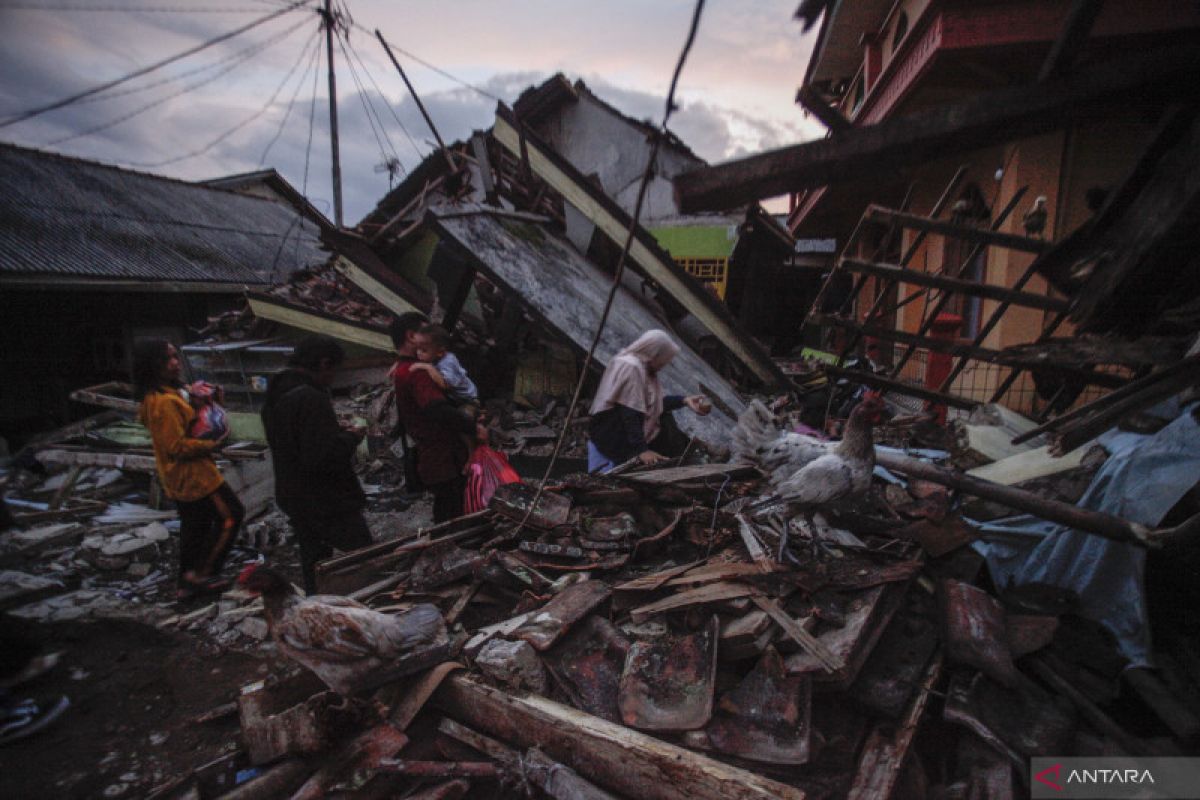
left=376, top=30, right=456, bottom=173
left=874, top=450, right=1200, bottom=549
left=323, top=0, right=343, bottom=228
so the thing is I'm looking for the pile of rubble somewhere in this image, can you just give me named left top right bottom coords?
left=148, top=396, right=1200, bottom=800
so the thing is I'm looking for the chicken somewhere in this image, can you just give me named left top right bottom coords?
left=732, top=399, right=831, bottom=488
left=238, top=565, right=446, bottom=695
left=1023, top=196, right=1048, bottom=238
left=737, top=395, right=886, bottom=561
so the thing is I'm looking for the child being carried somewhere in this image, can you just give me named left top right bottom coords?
left=411, top=323, right=478, bottom=409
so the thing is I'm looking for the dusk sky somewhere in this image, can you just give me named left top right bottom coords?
left=0, top=1, right=823, bottom=221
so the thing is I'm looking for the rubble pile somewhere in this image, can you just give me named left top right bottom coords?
left=142, top=401, right=1196, bottom=800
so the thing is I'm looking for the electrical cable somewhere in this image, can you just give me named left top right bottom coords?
left=3, top=3, right=288, bottom=12
left=259, top=26, right=321, bottom=164
left=335, top=31, right=397, bottom=173
left=44, top=15, right=314, bottom=147
left=122, top=21, right=320, bottom=168
left=74, top=11, right=309, bottom=105
left=0, top=0, right=312, bottom=130
left=341, top=31, right=423, bottom=162
left=356, top=22, right=501, bottom=103
left=510, top=0, right=708, bottom=540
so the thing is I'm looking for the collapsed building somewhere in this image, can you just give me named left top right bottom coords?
left=5, top=3, right=1200, bottom=797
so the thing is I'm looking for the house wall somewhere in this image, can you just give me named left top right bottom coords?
left=532, top=95, right=703, bottom=223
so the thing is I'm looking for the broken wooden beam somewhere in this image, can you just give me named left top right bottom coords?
left=840, top=258, right=1069, bottom=312
left=674, top=44, right=1200, bottom=210
left=1038, top=0, right=1105, bottom=82
left=823, top=365, right=976, bottom=409
left=864, top=205, right=1050, bottom=254
left=433, top=675, right=807, bottom=800
left=874, top=450, right=1200, bottom=548
left=374, top=760, right=499, bottom=778
left=847, top=655, right=943, bottom=800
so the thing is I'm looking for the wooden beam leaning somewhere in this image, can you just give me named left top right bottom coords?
left=246, top=295, right=393, bottom=352
left=840, top=259, right=1069, bottom=313
left=492, top=106, right=786, bottom=388
left=1038, top=0, right=1106, bottom=83
left=675, top=44, right=1200, bottom=211
left=864, top=206, right=1050, bottom=254
left=823, top=366, right=976, bottom=409
left=433, top=675, right=807, bottom=800
left=795, top=84, right=851, bottom=133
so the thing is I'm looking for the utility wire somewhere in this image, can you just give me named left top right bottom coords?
left=3, top=3, right=288, bottom=12
left=0, top=0, right=313, bottom=130
left=123, top=23, right=320, bottom=168
left=511, top=0, right=708, bottom=539
left=74, top=11, right=308, bottom=105
left=45, top=15, right=313, bottom=147
left=355, top=22, right=501, bottom=103
left=259, top=26, right=321, bottom=164
left=336, top=31, right=399, bottom=174
left=342, top=31, right=423, bottom=162
left=339, top=30, right=400, bottom=162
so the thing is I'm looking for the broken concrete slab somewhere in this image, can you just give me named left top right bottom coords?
left=475, top=638, right=548, bottom=694
left=0, top=570, right=65, bottom=608
left=1, top=522, right=86, bottom=554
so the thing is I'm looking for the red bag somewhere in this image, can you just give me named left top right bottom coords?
left=463, top=445, right=521, bottom=514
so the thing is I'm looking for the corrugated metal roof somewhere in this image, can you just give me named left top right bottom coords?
left=0, top=143, right=327, bottom=285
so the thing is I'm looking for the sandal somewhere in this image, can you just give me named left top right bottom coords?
left=179, top=575, right=231, bottom=598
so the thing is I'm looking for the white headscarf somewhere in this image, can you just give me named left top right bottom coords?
left=589, top=330, right=681, bottom=443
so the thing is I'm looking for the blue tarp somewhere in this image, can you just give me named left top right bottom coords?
left=973, top=399, right=1200, bottom=668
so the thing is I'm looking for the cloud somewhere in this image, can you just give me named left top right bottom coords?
left=0, top=4, right=821, bottom=221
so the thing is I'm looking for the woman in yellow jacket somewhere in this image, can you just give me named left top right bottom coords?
left=132, top=339, right=244, bottom=600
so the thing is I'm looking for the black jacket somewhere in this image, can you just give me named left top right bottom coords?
left=588, top=395, right=684, bottom=465
left=261, top=369, right=365, bottom=518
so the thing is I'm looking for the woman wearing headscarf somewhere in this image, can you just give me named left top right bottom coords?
left=587, top=330, right=711, bottom=473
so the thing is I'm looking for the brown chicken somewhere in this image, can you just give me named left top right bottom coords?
left=239, top=564, right=446, bottom=695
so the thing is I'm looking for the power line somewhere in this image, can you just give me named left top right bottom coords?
left=352, top=22, right=501, bottom=103
left=259, top=26, right=322, bottom=164
left=341, top=31, right=423, bottom=162
left=75, top=11, right=309, bottom=105
left=0, top=0, right=313, bottom=130
left=44, top=15, right=314, bottom=147
left=3, top=3, right=285, bottom=12
left=336, top=31, right=398, bottom=172
left=123, top=24, right=321, bottom=168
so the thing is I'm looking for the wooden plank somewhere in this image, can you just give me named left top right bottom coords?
left=847, top=655, right=943, bottom=800
left=795, top=84, right=850, bottom=133
left=617, top=463, right=758, bottom=486
left=754, top=596, right=844, bottom=674
left=37, top=448, right=157, bottom=472
left=613, top=560, right=705, bottom=593
left=69, top=382, right=138, bottom=413
left=864, top=206, right=1050, bottom=254
left=331, top=255, right=420, bottom=317
left=840, top=259, right=1069, bottom=312
left=246, top=296, right=393, bottom=352
left=433, top=675, right=807, bottom=800
left=493, top=107, right=785, bottom=388
left=813, top=312, right=1003, bottom=360
left=629, top=582, right=756, bottom=624
left=823, top=365, right=976, bottom=409
left=1038, top=0, right=1105, bottom=83
left=674, top=44, right=1200, bottom=210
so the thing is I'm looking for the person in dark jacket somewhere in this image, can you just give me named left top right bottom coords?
left=261, top=336, right=371, bottom=593
left=587, top=330, right=711, bottom=473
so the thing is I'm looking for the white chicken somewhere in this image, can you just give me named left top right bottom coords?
left=735, top=394, right=886, bottom=560
left=238, top=564, right=447, bottom=695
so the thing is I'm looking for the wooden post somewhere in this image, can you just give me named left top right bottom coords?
left=323, top=0, right=343, bottom=228
left=376, top=30, right=456, bottom=173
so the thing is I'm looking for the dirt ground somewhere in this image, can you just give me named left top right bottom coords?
left=0, top=617, right=294, bottom=800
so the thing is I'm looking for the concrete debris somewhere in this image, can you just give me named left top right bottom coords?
left=474, top=638, right=548, bottom=694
